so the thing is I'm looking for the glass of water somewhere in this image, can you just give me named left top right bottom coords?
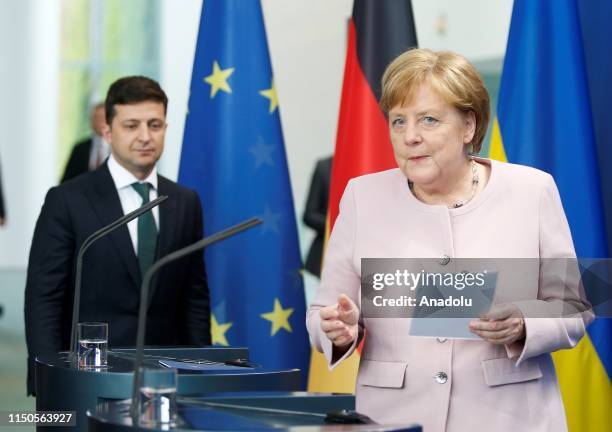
left=77, top=322, right=108, bottom=369
left=139, top=367, right=178, bottom=427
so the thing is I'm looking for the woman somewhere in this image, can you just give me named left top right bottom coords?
left=306, top=49, right=589, bottom=432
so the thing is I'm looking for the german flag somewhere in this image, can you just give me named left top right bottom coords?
left=308, top=0, right=417, bottom=393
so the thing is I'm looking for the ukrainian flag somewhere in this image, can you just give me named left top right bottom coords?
left=490, top=0, right=611, bottom=430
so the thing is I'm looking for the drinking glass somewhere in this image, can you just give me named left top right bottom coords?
left=139, top=367, right=178, bottom=427
left=77, top=322, right=108, bottom=369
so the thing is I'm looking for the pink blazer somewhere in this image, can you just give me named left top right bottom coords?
left=306, top=158, right=589, bottom=432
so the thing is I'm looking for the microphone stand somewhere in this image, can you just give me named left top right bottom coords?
left=68, top=195, right=169, bottom=362
left=129, top=217, right=262, bottom=420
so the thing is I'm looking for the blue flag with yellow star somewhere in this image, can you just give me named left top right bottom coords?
left=178, top=0, right=309, bottom=385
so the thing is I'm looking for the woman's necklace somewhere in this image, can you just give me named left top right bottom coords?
left=409, top=159, right=480, bottom=209
left=450, top=159, right=479, bottom=208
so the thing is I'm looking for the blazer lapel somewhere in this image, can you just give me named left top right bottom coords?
left=147, top=175, right=178, bottom=307
left=86, top=164, right=141, bottom=288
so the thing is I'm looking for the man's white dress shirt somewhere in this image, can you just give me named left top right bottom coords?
left=107, top=154, right=159, bottom=255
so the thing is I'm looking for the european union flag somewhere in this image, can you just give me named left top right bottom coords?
left=178, top=0, right=309, bottom=385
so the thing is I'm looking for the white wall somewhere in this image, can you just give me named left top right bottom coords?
left=0, top=0, right=60, bottom=269
left=157, top=0, right=353, bottom=298
left=0, top=0, right=60, bottom=336
left=262, top=0, right=353, bottom=229
left=413, top=0, right=513, bottom=61
left=158, top=0, right=353, bottom=207
left=158, top=0, right=203, bottom=179
left=0, top=0, right=513, bottom=271
left=157, top=0, right=512, bottom=290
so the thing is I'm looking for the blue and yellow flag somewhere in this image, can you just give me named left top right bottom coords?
left=490, top=0, right=611, bottom=430
left=178, top=0, right=309, bottom=385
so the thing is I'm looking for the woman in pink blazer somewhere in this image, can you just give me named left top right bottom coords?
left=306, top=49, right=591, bottom=432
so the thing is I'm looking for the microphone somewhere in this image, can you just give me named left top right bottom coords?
left=68, top=195, right=169, bottom=361
left=129, top=217, right=262, bottom=419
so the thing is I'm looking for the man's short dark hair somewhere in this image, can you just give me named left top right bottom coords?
left=105, top=76, right=168, bottom=125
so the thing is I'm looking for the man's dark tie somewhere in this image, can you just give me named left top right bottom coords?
left=131, top=182, right=158, bottom=276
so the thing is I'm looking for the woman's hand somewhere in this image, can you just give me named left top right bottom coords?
left=319, top=294, right=359, bottom=348
left=469, top=303, right=526, bottom=345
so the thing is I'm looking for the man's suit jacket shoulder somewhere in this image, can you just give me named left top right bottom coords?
left=158, top=175, right=201, bottom=203
left=153, top=173, right=210, bottom=348
left=61, top=138, right=93, bottom=183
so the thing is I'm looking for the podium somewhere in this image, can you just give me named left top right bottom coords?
left=35, top=347, right=300, bottom=431
left=88, top=392, right=422, bottom=431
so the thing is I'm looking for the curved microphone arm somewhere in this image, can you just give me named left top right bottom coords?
left=130, top=217, right=262, bottom=420
left=69, top=195, right=169, bottom=361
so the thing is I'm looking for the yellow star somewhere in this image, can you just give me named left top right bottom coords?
left=259, top=78, right=278, bottom=113
left=261, top=298, right=293, bottom=336
left=204, top=61, right=235, bottom=98
left=211, top=314, right=233, bottom=346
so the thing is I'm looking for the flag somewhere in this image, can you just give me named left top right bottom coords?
left=308, top=0, right=417, bottom=393
left=489, top=0, right=612, bottom=430
left=178, top=0, right=309, bottom=386
left=578, top=0, right=612, bottom=263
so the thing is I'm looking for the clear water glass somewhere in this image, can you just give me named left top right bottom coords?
left=139, top=367, right=178, bottom=427
left=77, top=322, right=108, bottom=369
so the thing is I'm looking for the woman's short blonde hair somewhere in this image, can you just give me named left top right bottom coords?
left=380, top=48, right=490, bottom=153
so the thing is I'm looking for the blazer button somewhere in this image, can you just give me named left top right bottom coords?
left=435, top=371, right=448, bottom=384
left=437, top=337, right=447, bottom=343
left=438, top=255, right=451, bottom=266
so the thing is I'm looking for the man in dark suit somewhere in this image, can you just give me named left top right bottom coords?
left=61, top=103, right=110, bottom=183
left=25, top=76, right=211, bottom=395
left=303, top=156, right=332, bottom=277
